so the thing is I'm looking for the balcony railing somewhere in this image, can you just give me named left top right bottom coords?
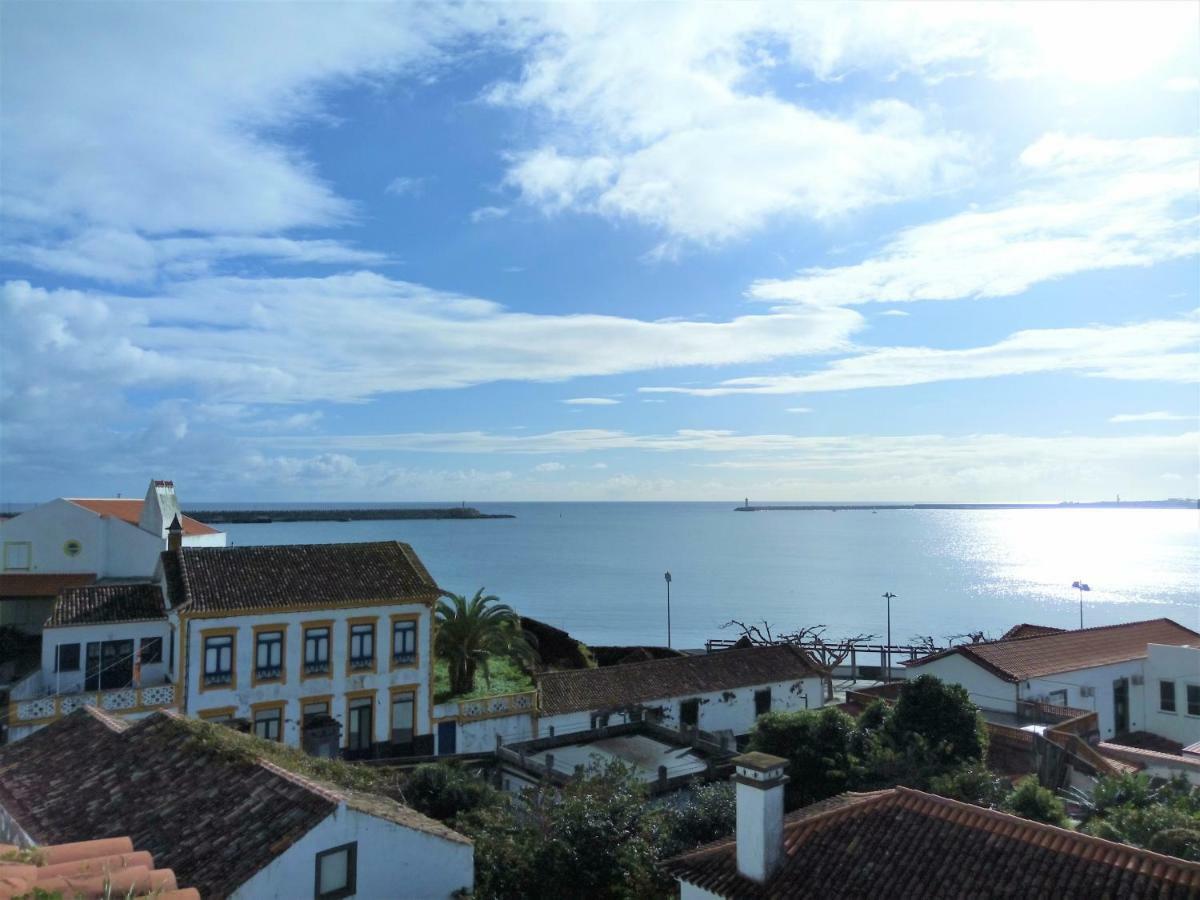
left=457, top=690, right=537, bottom=722
left=349, top=656, right=375, bottom=671
left=10, top=683, right=177, bottom=725
left=392, top=651, right=416, bottom=666
left=304, top=660, right=331, bottom=676
left=255, top=665, right=283, bottom=681
left=203, top=671, right=233, bottom=687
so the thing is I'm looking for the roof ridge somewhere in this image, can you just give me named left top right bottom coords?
left=996, top=616, right=1195, bottom=644
left=254, top=758, right=347, bottom=806
left=891, top=787, right=1200, bottom=876
left=542, top=643, right=806, bottom=680
left=80, top=705, right=130, bottom=732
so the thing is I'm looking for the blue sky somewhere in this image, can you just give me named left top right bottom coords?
left=1, top=1, right=1197, bottom=502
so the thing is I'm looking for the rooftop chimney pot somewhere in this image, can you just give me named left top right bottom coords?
left=732, top=752, right=789, bottom=883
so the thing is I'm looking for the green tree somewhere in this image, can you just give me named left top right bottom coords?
left=884, top=675, right=987, bottom=768
left=928, top=764, right=1010, bottom=807
left=748, top=707, right=859, bottom=808
left=1076, top=773, right=1200, bottom=861
left=656, top=781, right=737, bottom=858
left=435, top=588, right=537, bottom=696
left=1008, top=775, right=1068, bottom=826
left=401, top=762, right=502, bottom=824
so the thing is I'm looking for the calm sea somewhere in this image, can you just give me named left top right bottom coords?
left=200, top=503, right=1199, bottom=651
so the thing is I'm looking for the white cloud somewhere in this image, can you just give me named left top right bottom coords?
left=786, top=407, right=813, bottom=414
left=534, top=462, right=566, bottom=472
left=879, top=310, right=910, bottom=317
left=385, top=176, right=427, bottom=197
left=751, top=134, right=1199, bottom=307
left=640, top=315, right=1200, bottom=396
left=469, top=205, right=510, bottom=223
left=563, top=397, right=620, bottom=406
left=1109, top=411, right=1194, bottom=424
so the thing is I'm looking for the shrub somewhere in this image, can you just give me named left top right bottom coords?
left=749, top=707, right=858, bottom=808
left=657, top=782, right=737, bottom=858
left=885, top=675, right=987, bottom=768
left=929, top=765, right=1010, bottom=807
left=1008, top=775, right=1068, bottom=827
left=401, top=762, right=502, bottom=823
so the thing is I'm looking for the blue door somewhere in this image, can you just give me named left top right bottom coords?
left=437, top=721, right=457, bottom=755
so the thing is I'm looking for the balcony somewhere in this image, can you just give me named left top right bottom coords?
left=255, top=665, right=283, bottom=681
left=349, top=656, right=375, bottom=671
left=304, top=660, right=331, bottom=676
left=392, top=651, right=416, bottom=666
left=9, top=682, right=177, bottom=725
left=203, top=671, right=233, bottom=687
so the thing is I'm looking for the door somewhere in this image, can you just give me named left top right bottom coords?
left=85, top=639, right=134, bottom=690
left=437, top=720, right=457, bottom=755
left=346, top=698, right=373, bottom=758
left=1113, top=677, right=1130, bottom=734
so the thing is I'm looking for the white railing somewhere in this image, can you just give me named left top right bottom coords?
left=10, top=683, right=176, bottom=723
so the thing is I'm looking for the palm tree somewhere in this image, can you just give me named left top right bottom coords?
left=435, top=588, right=538, bottom=696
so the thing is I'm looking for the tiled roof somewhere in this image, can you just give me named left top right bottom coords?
left=67, top=499, right=220, bottom=536
left=46, top=582, right=165, bottom=627
left=161, top=540, right=440, bottom=614
left=907, top=618, right=1200, bottom=682
left=663, top=786, right=1200, bottom=898
left=0, top=573, right=97, bottom=598
left=0, top=836, right=199, bottom=900
left=0, top=708, right=466, bottom=899
left=536, top=645, right=822, bottom=716
left=1000, top=623, right=1066, bottom=640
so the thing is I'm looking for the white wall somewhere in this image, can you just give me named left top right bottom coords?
left=1143, top=644, right=1200, bottom=746
left=1023, top=659, right=1149, bottom=740
left=182, top=603, right=433, bottom=749
left=457, top=712, right=536, bottom=752
left=679, top=883, right=722, bottom=900
left=39, top=620, right=171, bottom=695
left=539, top=676, right=824, bottom=740
left=231, top=804, right=473, bottom=900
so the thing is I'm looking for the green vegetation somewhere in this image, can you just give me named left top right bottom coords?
left=433, top=655, right=534, bottom=704
left=1, top=847, right=47, bottom=866
left=1072, top=773, right=1200, bottom=861
left=435, top=589, right=538, bottom=697
left=401, top=761, right=503, bottom=822
left=1008, top=776, right=1068, bottom=826
left=748, top=675, right=988, bottom=809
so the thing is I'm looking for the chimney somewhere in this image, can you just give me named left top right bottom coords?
left=140, top=478, right=182, bottom=539
left=167, top=514, right=184, bottom=553
left=732, top=752, right=789, bottom=883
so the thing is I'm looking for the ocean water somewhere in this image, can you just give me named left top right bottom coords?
left=209, top=503, right=1199, bottom=651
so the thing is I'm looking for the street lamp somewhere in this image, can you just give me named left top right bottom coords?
left=1071, top=580, right=1090, bottom=629
left=664, top=572, right=672, bottom=649
left=882, top=592, right=897, bottom=683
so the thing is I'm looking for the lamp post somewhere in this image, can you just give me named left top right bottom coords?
left=882, top=592, right=897, bottom=683
left=1071, top=580, right=1090, bottom=629
left=664, top=571, right=672, bottom=649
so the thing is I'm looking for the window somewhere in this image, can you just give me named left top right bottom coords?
left=315, top=842, right=357, bottom=900
left=303, top=699, right=330, bottom=724
left=680, top=698, right=700, bottom=728
left=255, top=629, right=284, bottom=681
left=304, top=626, right=331, bottom=675
left=1047, top=689, right=1068, bottom=708
left=139, top=636, right=163, bottom=664
left=1188, top=685, right=1200, bottom=717
left=55, top=643, right=81, bottom=672
left=254, top=705, right=283, bottom=742
left=347, top=695, right=373, bottom=752
left=2, top=541, right=31, bottom=571
left=391, top=690, right=415, bottom=745
left=1160, top=680, right=1177, bottom=713
left=392, top=619, right=417, bottom=666
left=203, top=634, right=234, bottom=687
left=349, top=623, right=375, bottom=670
left=755, top=688, right=772, bottom=717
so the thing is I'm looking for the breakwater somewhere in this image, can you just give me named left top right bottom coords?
left=735, top=500, right=1198, bottom=511
left=188, top=507, right=514, bottom=523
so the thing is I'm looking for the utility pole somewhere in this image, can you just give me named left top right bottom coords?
left=664, top=571, right=672, bottom=648
left=882, top=592, right=897, bottom=682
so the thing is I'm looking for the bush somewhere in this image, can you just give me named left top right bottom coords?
left=885, top=675, right=987, bottom=768
left=928, top=765, right=1010, bottom=807
left=1008, top=776, right=1068, bottom=827
left=401, top=762, right=502, bottom=823
left=657, top=782, right=737, bottom=858
left=1148, top=828, right=1200, bottom=861
left=749, top=707, right=858, bottom=808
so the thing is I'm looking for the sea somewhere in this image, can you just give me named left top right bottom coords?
left=197, top=502, right=1200, bottom=652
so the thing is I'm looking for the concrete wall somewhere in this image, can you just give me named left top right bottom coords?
left=38, top=620, right=171, bottom=695
left=538, top=676, right=824, bottom=740
left=1143, top=643, right=1200, bottom=746
left=230, top=804, right=473, bottom=900
left=455, top=711, right=536, bottom=753
left=182, top=603, right=433, bottom=750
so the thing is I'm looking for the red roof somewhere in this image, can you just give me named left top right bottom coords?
left=0, top=836, right=198, bottom=899
left=907, top=618, right=1200, bottom=682
left=66, top=499, right=220, bottom=536
left=0, top=573, right=97, bottom=598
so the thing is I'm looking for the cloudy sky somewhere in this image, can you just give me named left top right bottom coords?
left=1, top=1, right=1196, bottom=502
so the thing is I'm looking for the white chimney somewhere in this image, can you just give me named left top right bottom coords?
left=733, top=752, right=789, bottom=883
left=139, top=479, right=181, bottom=539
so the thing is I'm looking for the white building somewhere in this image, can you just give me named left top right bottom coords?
left=904, top=618, right=1200, bottom=742
left=534, top=644, right=825, bottom=740
left=0, top=706, right=474, bottom=899
left=7, top=540, right=441, bottom=758
left=0, top=479, right=224, bottom=633
left=1143, top=642, right=1200, bottom=747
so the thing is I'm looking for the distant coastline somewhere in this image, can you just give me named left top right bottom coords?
left=184, top=507, right=515, bottom=523
left=735, top=499, right=1199, bottom=512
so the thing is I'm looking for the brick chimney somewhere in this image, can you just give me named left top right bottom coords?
left=732, top=752, right=789, bottom=883
left=167, top=514, right=184, bottom=553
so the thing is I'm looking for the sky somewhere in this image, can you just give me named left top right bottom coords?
left=1, top=1, right=1197, bottom=503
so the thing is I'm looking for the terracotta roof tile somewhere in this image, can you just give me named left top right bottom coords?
left=536, top=645, right=822, bottom=716
left=45, top=582, right=165, bottom=627
left=67, top=499, right=220, bottom=536
left=0, top=708, right=463, bottom=898
left=1001, top=623, right=1067, bottom=640
left=0, top=573, right=97, bottom=598
left=161, top=540, right=439, bottom=614
left=908, top=618, right=1199, bottom=682
left=664, top=786, right=1200, bottom=898
left=0, top=837, right=198, bottom=900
